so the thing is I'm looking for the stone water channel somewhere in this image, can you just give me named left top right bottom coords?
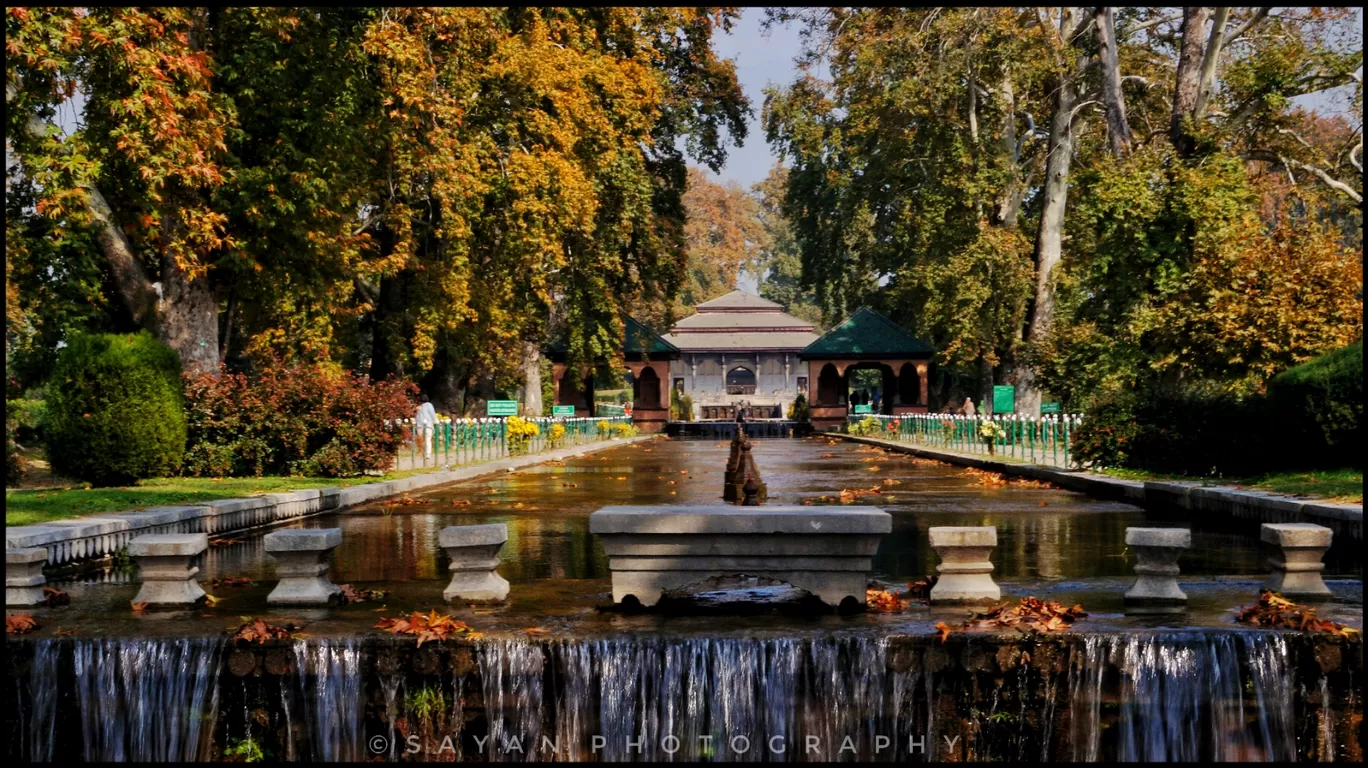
left=5, top=437, right=1362, bottom=762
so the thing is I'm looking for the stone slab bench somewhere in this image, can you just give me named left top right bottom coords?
left=589, top=505, right=891, bottom=608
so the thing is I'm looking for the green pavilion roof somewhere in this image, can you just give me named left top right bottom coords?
left=799, top=307, right=932, bottom=360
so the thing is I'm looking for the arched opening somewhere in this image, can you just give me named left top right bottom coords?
left=898, top=363, right=919, bottom=406
left=846, top=364, right=895, bottom=414
left=725, top=366, right=756, bottom=395
left=816, top=363, right=841, bottom=405
left=633, top=367, right=661, bottom=409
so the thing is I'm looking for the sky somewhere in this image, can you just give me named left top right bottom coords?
left=701, top=9, right=810, bottom=190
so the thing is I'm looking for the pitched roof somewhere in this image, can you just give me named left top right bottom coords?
left=800, top=307, right=932, bottom=359
left=661, top=330, right=820, bottom=351
left=695, top=290, right=783, bottom=312
left=623, top=315, right=678, bottom=357
left=671, top=311, right=814, bottom=331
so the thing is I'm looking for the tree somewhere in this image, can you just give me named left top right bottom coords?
left=750, top=165, right=823, bottom=327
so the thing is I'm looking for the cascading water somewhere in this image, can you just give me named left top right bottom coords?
left=292, top=637, right=364, bottom=762
left=1067, top=632, right=1296, bottom=762
left=64, top=637, right=225, bottom=761
left=7, top=629, right=1351, bottom=762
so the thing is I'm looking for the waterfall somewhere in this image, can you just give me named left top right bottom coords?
left=1067, top=632, right=1296, bottom=762
left=292, top=637, right=364, bottom=762
left=9, top=628, right=1342, bottom=763
left=64, top=637, right=226, bottom=761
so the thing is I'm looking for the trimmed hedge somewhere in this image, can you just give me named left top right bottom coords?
left=1267, top=339, right=1362, bottom=469
left=45, top=332, right=187, bottom=486
left=1073, top=340, right=1363, bottom=476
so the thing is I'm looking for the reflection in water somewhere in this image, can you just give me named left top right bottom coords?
left=210, top=437, right=1344, bottom=585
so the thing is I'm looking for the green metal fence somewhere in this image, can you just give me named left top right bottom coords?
left=392, top=415, right=633, bottom=471
left=846, top=412, right=1083, bottom=468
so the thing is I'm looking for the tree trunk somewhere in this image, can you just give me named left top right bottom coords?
left=156, top=183, right=220, bottom=374
left=421, top=347, right=466, bottom=416
left=1170, top=7, right=1213, bottom=156
left=1020, top=7, right=1087, bottom=418
left=520, top=340, right=543, bottom=416
left=1193, top=6, right=1230, bottom=121
left=84, top=185, right=160, bottom=331
left=992, top=73, right=1023, bottom=228
left=1096, top=6, right=1134, bottom=158
left=369, top=272, right=407, bottom=382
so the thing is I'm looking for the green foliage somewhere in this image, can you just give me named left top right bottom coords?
left=1267, top=339, right=1362, bottom=468
left=787, top=393, right=810, bottom=422
left=847, top=416, right=882, bottom=436
left=6, top=411, right=26, bottom=486
left=671, top=386, right=694, bottom=422
left=223, top=735, right=266, bottom=763
left=751, top=167, right=823, bottom=328
left=7, top=398, right=46, bottom=444
left=44, top=332, right=186, bottom=486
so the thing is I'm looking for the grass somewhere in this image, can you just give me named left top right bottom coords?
left=1098, top=467, right=1361, bottom=504
left=5, top=467, right=442, bottom=527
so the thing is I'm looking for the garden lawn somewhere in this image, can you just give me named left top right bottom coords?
left=1099, top=467, right=1361, bottom=505
left=5, top=468, right=438, bottom=527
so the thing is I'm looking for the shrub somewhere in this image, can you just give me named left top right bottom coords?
left=547, top=423, right=567, bottom=448
left=45, top=332, right=186, bottom=486
left=1072, top=387, right=1265, bottom=476
left=671, top=387, right=694, bottom=421
left=183, top=361, right=416, bottom=478
left=1266, top=339, right=1362, bottom=469
left=787, top=393, right=810, bottom=422
left=613, top=422, right=638, bottom=438
left=596, top=419, right=612, bottom=436
left=7, top=398, right=46, bottom=444
left=504, top=415, right=541, bottom=455
left=847, top=416, right=882, bottom=436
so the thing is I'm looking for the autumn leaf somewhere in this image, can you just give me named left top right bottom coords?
left=6, top=614, right=39, bottom=634
left=130, top=601, right=149, bottom=614
left=934, top=621, right=953, bottom=644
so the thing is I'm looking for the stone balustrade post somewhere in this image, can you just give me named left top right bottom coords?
left=928, top=526, right=1000, bottom=604
left=1261, top=523, right=1333, bottom=599
left=265, top=528, right=343, bottom=606
left=1123, top=527, right=1190, bottom=605
left=6, top=548, right=48, bottom=606
left=440, top=524, right=510, bottom=603
left=129, top=533, right=208, bottom=607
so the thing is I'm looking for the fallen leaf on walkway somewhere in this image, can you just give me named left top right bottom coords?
left=882, top=478, right=900, bottom=486
left=339, top=584, right=387, bottom=604
left=1235, top=592, right=1361, bottom=637
left=375, top=610, right=476, bottom=647
left=232, top=618, right=292, bottom=645
left=6, top=614, right=38, bottom=634
left=867, top=588, right=907, bottom=612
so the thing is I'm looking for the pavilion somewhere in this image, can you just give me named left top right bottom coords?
left=798, top=308, right=933, bottom=431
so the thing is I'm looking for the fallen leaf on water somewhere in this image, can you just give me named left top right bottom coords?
left=1235, top=591, right=1361, bottom=637
left=562, top=483, right=577, bottom=488
left=130, top=601, right=149, bottom=614
left=6, top=614, right=39, bottom=634
left=209, top=538, right=240, bottom=548
left=866, top=588, right=907, bottom=613
left=934, top=621, right=953, bottom=644
left=867, top=466, right=880, bottom=472
left=523, top=627, right=550, bottom=635
left=203, top=593, right=222, bottom=607
left=821, top=453, right=837, bottom=459
left=679, top=470, right=688, bottom=475
left=1039, top=500, right=1049, bottom=507
left=616, top=476, right=626, bottom=481
left=42, top=586, right=71, bottom=606
left=882, top=478, right=900, bottom=486
left=451, top=499, right=472, bottom=507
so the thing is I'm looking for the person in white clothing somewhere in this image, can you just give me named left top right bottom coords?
left=415, top=394, right=437, bottom=459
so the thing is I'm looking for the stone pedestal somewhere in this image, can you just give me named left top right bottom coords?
left=265, top=528, right=343, bottom=606
left=128, top=534, right=208, bottom=607
left=928, top=527, right=1000, bottom=604
left=6, top=548, right=48, bottom=606
left=439, top=524, right=509, bottom=603
left=1123, top=527, right=1190, bottom=605
left=1261, top=523, right=1333, bottom=600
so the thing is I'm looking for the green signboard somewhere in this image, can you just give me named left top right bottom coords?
left=852, top=404, right=873, bottom=415
left=486, top=400, right=519, bottom=417
left=992, top=385, right=1015, bottom=414
left=1040, top=401, right=1062, bottom=414
left=552, top=405, right=576, bottom=417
